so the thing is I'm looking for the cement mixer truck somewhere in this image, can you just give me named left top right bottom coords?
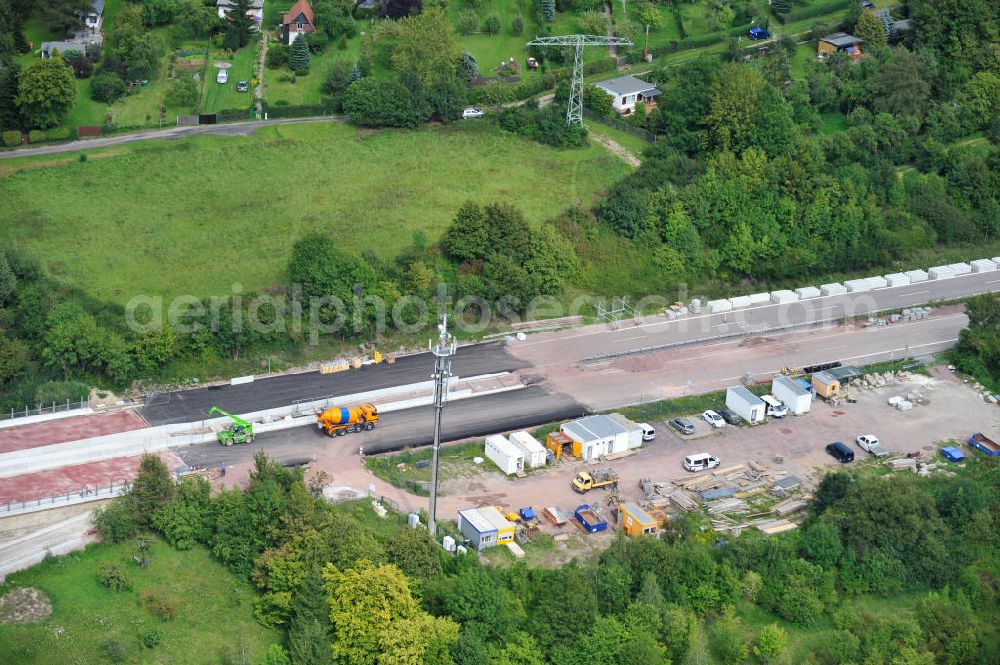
left=316, top=403, right=379, bottom=437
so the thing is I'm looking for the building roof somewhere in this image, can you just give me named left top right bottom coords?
left=356, top=0, right=378, bottom=8
left=827, top=365, right=862, bottom=382
left=88, top=0, right=105, bottom=16
left=477, top=506, right=514, bottom=532
left=606, top=413, right=642, bottom=433
left=458, top=508, right=497, bottom=535
left=217, top=0, right=264, bottom=8
left=773, top=374, right=811, bottom=397
left=509, top=431, right=546, bottom=454
left=812, top=370, right=838, bottom=385
left=595, top=75, right=661, bottom=98
left=621, top=502, right=656, bottom=523
left=727, top=385, right=765, bottom=405
left=485, top=434, right=524, bottom=460
left=282, top=0, right=314, bottom=26
left=562, top=414, right=628, bottom=444
left=820, top=32, right=864, bottom=47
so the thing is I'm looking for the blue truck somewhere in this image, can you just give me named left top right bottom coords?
left=574, top=505, right=608, bottom=534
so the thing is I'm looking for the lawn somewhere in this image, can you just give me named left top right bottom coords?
left=790, top=42, right=815, bottom=81
left=0, top=121, right=630, bottom=303
left=0, top=536, right=280, bottom=665
left=265, top=36, right=363, bottom=107
left=203, top=38, right=260, bottom=114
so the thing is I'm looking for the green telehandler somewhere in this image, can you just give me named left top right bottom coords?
left=208, top=406, right=255, bottom=446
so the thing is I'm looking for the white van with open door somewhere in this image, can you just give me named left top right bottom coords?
left=683, top=453, right=720, bottom=472
left=638, top=423, right=656, bottom=441
left=760, top=394, right=788, bottom=418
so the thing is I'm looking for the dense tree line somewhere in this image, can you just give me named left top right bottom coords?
left=951, top=293, right=1000, bottom=390
left=93, top=448, right=1000, bottom=665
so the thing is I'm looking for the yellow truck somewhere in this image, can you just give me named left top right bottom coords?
left=572, top=468, right=619, bottom=493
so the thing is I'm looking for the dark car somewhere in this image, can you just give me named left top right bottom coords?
left=826, top=441, right=855, bottom=463
left=237, top=80, right=249, bottom=93
left=669, top=418, right=696, bottom=435
left=717, top=407, right=743, bottom=425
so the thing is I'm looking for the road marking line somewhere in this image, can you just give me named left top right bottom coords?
left=618, top=335, right=646, bottom=341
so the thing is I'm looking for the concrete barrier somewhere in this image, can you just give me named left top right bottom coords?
left=947, top=262, right=971, bottom=275
left=0, top=407, right=95, bottom=430
left=971, top=259, right=996, bottom=273
left=748, top=293, right=771, bottom=305
left=728, top=295, right=752, bottom=309
left=866, top=276, right=888, bottom=289
left=820, top=283, right=846, bottom=296
left=928, top=266, right=955, bottom=280
left=905, top=269, right=928, bottom=283
left=844, top=279, right=871, bottom=293
left=230, top=375, right=254, bottom=385
left=885, top=273, right=910, bottom=287
left=707, top=299, right=732, bottom=313
left=794, top=286, right=821, bottom=299
left=770, top=290, right=798, bottom=304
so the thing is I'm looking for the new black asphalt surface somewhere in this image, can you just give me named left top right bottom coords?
left=174, top=385, right=584, bottom=469
left=142, top=342, right=529, bottom=425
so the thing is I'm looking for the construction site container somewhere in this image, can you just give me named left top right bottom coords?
left=478, top=506, right=515, bottom=545
left=795, top=286, right=821, bottom=299
left=606, top=413, right=644, bottom=449
left=561, top=414, right=633, bottom=460
left=811, top=371, right=840, bottom=399
left=845, top=279, right=871, bottom=293
left=885, top=273, right=910, bottom=287
left=770, top=290, right=798, bottom=304
left=618, top=502, right=661, bottom=538
left=971, top=259, right=996, bottom=273
left=508, top=431, right=547, bottom=468
left=821, top=283, right=847, bottom=296
left=458, top=508, right=498, bottom=551
left=546, top=431, right=573, bottom=461
left=484, top=434, right=524, bottom=475
left=929, top=265, right=955, bottom=280
left=969, top=433, right=1000, bottom=456
left=772, top=375, right=812, bottom=415
left=726, top=386, right=766, bottom=423
left=905, top=269, right=928, bottom=282
left=941, top=446, right=966, bottom=463
left=574, top=505, right=608, bottom=533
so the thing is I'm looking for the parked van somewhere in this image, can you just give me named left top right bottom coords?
left=216, top=68, right=228, bottom=84
left=638, top=423, right=656, bottom=441
left=826, top=441, right=855, bottom=463
left=683, top=453, right=720, bottom=472
left=760, top=394, right=788, bottom=418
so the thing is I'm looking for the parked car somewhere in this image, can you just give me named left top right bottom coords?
left=684, top=453, right=721, bottom=472
left=856, top=434, right=888, bottom=457
left=669, top=418, right=696, bottom=435
left=702, top=410, right=725, bottom=428
left=462, top=107, right=484, bottom=119
left=216, top=68, right=228, bottom=84
left=717, top=407, right=743, bottom=425
left=826, top=441, right=855, bottom=463
left=749, top=26, right=771, bottom=40
left=237, top=80, right=249, bottom=92
left=638, top=423, right=656, bottom=441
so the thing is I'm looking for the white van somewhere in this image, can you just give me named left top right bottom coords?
left=216, top=68, right=228, bottom=84
left=638, top=422, right=656, bottom=441
left=760, top=394, right=788, bottom=418
left=683, top=453, right=720, bottom=472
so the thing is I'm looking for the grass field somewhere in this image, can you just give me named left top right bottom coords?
left=203, top=39, right=259, bottom=114
left=0, top=537, right=279, bottom=664
left=0, top=121, right=630, bottom=303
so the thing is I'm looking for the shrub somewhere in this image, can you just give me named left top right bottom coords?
left=2, top=130, right=20, bottom=147
left=103, top=638, right=127, bottom=664
left=94, top=499, right=141, bottom=542
left=47, top=126, right=71, bottom=140
left=65, top=52, right=94, bottom=78
left=141, top=591, right=177, bottom=620
left=306, top=31, right=329, bottom=53
left=27, top=129, right=46, bottom=143
left=294, top=67, right=310, bottom=77
left=91, top=72, right=127, bottom=104
left=458, top=10, right=479, bottom=35
left=165, top=77, right=199, bottom=107
left=266, top=45, right=289, bottom=69
left=97, top=562, right=132, bottom=591
left=512, top=14, right=524, bottom=35
left=79, top=153, right=88, bottom=162
left=483, top=11, right=501, bottom=35
left=139, top=626, right=162, bottom=649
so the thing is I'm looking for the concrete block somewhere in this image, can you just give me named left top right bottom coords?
left=845, top=279, right=871, bottom=293
left=885, top=273, right=910, bottom=287
left=729, top=295, right=752, bottom=309
left=948, top=262, right=972, bottom=275
left=748, top=292, right=771, bottom=305
left=929, top=266, right=955, bottom=280
left=689, top=299, right=701, bottom=314
left=770, top=290, right=798, bottom=304
left=971, top=259, right=996, bottom=273
left=890, top=313, right=901, bottom=323
left=707, top=299, right=732, bottom=313
left=820, top=283, right=847, bottom=296
left=866, top=276, right=889, bottom=289
left=905, top=269, right=928, bottom=282
left=795, top=286, right=821, bottom=299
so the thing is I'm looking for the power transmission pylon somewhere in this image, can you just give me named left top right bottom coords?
left=526, top=34, right=633, bottom=126
left=427, top=314, right=456, bottom=537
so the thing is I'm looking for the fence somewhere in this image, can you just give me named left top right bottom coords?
left=1, top=480, right=131, bottom=517
left=583, top=108, right=657, bottom=144
left=2, top=398, right=91, bottom=423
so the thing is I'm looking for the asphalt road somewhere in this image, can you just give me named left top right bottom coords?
left=174, top=385, right=584, bottom=468
left=142, top=342, right=528, bottom=425
left=0, top=115, right=348, bottom=160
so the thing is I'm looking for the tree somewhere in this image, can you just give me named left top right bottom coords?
left=800, top=520, right=843, bottom=569
left=635, top=3, right=662, bottom=59
left=381, top=0, right=422, bottom=19
left=483, top=10, right=500, bottom=35
left=288, top=566, right=333, bottom=665
left=291, top=34, right=311, bottom=71
left=441, top=201, right=489, bottom=262
left=38, top=0, right=91, bottom=37
left=511, top=13, right=523, bottom=35
left=705, top=64, right=766, bottom=153
left=132, top=454, right=176, bottom=523
left=854, top=9, right=886, bottom=49
left=225, top=0, right=255, bottom=47
left=91, top=71, right=126, bottom=103
left=15, top=57, right=75, bottom=129
left=343, top=76, right=424, bottom=127
left=0, top=334, right=28, bottom=385
left=540, top=0, right=555, bottom=22
left=152, top=476, right=212, bottom=550
left=490, top=632, right=545, bottom=665
left=753, top=623, right=787, bottom=664
left=385, top=528, right=442, bottom=579
left=41, top=302, right=103, bottom=377
left=390, top=9, right=460, bottom=86
left=771, top=0, right=793, bottom=13
left=0, top=62, right=22, bottom=130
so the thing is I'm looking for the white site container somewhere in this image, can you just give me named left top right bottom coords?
left=928, top=266, right=955, bottom=280
left=884, top=273, right=910, bottom=287
left=905, top=269, right=928, bottom=283
left=971, top=259, right=996, bottom=273
left=821, top=283, right=847, bottom=296
left=771, top=375, right=812, bottom=416
left=726, top=386, right=766, bottom=423
left=748, top=292, right=771, bottom=304
left=866, top=276, right=889, bottom=289
left=728, top=295, right=752, bottom=309
left=508, top=431, right=548, bottom=468
left=770, top=290, right=798, bottom=304
left=845, top=279, right=871, bottom=293
left=795, top=286, right=821, bottom=299
left=484, top=434, right=524, bottom=475
left=707, top=299, right=732, bottom=313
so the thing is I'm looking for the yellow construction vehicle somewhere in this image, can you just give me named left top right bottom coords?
left=316, top=403, right=379, bottom=437
left=572, top=468, right=619, bottom=493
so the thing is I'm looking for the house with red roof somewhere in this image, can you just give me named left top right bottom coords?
left=281, top=0, right=316, bottom=45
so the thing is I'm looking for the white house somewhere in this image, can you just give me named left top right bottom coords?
left=217, top=0, right=265, bottom=22
left=594, top=75, right=662, bottom=115
left=508, top=431, right=547, bottom=469
left=484, top=434, right=524, bottom=475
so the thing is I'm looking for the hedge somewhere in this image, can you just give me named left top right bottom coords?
left=27, top=129, right=46, bottom=143
left=774, top=0, right=850, bottom=25
left=2, top=130, right=20, bottom=147
left=265, top=103, right=325, bottom=118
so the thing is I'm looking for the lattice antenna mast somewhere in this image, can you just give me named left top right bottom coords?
left=526, top=34, right=633, bottom=126
left=427, top=314, right=457, bottom=537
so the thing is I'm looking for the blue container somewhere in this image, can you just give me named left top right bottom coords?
left=941, top=446, right=966, bottom=463
left=519, top=507, right=536, bottom=521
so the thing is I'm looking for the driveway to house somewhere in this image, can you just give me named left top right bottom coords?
left=0, top=115, right=348, bottom=160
